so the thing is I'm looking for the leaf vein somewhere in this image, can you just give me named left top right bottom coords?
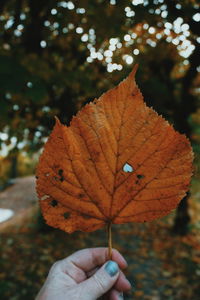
left=60, top=128, right=107, bottom=218
left=113, top=144, right=180, bottom=219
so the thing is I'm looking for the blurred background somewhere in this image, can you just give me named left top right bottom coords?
left=0, top=0, right=200, bottom=299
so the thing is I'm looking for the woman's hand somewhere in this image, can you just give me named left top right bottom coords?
left=36, top=247, right=131, bottom=300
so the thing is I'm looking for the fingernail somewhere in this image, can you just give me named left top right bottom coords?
left=105, top=260, right=119, bottom=277
left=118, top=292, right=124, bottom=299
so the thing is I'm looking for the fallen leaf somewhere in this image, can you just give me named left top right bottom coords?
left=134, top=290, right=144, bottom=297
left=36, top=66, right=193, bottom=233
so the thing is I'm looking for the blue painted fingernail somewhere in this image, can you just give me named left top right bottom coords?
left=105, top=260, right=119, bottom=277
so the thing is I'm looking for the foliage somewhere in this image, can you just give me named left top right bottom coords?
left=0, top=152, right=38, bottom=189
left=0, top=0, right=199, bottom=232
left=0, top=0, right=199, bottom=153
left=0, top=156, right=11, bottom=189
left=0, top=219, right=200, bottom=300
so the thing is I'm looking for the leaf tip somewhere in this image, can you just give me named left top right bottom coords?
left=54, top=115, right=60, bottom=122
left=130, top=64, right=139, bottom=78
left=54, top=116, right=62, bottom=126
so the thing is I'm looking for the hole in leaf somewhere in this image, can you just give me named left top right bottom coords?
left=50, top=199, right=58, bottom=207
left=40, top=195, right=49, bottom=201
left=45, top=173, right=50, bottom=177
left=63, top=212, right=70, bottom=219
left=123, top=163, right=134, bottom=173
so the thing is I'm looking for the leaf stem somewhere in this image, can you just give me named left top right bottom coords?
left=107, top=222, right=112, bottom=260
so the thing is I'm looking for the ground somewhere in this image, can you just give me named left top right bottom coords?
left=0, top=176, right=200, bottom=300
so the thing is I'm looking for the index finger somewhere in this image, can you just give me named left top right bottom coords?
left=66, top=247, right=128, bottom=272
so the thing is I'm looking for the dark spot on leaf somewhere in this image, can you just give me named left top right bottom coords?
left=58, top=169, right=63, bottom=176
left=63, top=212, right=70, bottom=219
left=92, top=199, right=99, bottom=204
left=92, top=150, right=100, bottom=161
left=54, top=176, right=59, bottom=181
left=78, top=193, right=85, bottom=198
left=131, top=89, right=138, bottom=96
left=57, top=169, right=64, bottom=182
left=50, top=200, right=58, bottom=207
left=60, top=177, right=64, bottom=182
left=137, top=174, right=145, bottom=179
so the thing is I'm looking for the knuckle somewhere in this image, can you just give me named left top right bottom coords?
left=93, top=274, right=106, bottom=293
left=50, top=260, right=61, bottom=272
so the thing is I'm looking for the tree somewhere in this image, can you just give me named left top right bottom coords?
left=0, top=0, right=199, bottom=233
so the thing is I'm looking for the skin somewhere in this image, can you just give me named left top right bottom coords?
left=36, top=248, right=131, bottom=300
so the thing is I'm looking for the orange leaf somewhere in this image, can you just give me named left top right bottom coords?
left=36, top=66, right=193, bottom=233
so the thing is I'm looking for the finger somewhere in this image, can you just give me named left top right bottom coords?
left=111, top=249, right=127, bottom=270
left=86, top=268, right=131, bottom=292
left=68, top=247, right=127, bottom=272
left=51, top=248, right=127, bottom=284
left=109, top=289, right=124, bottom=300
left=88, top=269, right=131, bottom=292
left=86, top=266, right=99, bottom=278
left=113, top=270, right=132, bottom=292
left=77, top=260, right=120, bottom=300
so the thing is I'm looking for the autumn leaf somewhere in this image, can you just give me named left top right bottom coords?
left=36, top=66, right=193, bottom=237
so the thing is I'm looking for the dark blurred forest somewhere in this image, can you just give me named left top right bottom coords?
left=1, top=0, right=200, bottom=231
left=0, top=1, right=200, bottom=299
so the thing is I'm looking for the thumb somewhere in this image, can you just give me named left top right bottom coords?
left=78, top=260, right=119, bottom=300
